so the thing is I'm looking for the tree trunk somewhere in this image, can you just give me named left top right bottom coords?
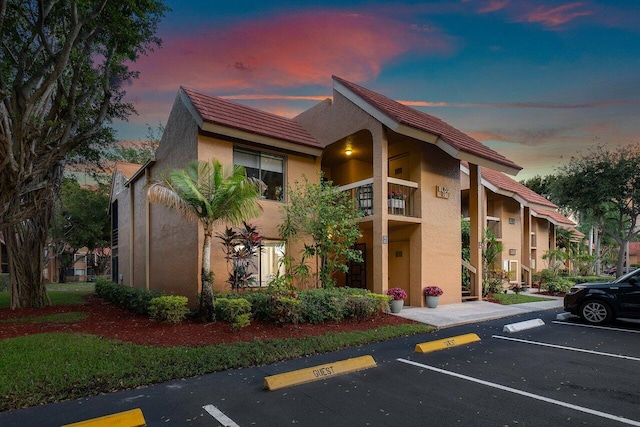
left=2, top=212, right=50, bottom=309
left=198, top=226, right=215, bottom=322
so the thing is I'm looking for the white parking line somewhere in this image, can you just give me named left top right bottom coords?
left=492, top=335, right=640, bottom=362
left=203, top=404, right=240, bottom=427
left=397, top=358, right=640, bottom=426
left=553, top=321, right=640, bottom=333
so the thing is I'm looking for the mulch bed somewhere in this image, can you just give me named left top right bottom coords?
left=0, top=295, right=419, bottom=347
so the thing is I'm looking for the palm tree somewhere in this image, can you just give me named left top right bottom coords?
left=147, top=159, right=262, bottom=321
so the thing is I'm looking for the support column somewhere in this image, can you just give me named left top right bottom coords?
left=522, top=206, right=531, bottom=286
left=372, top=126, right=389, bottom=296
left=469, top=164, right=484, bottom=298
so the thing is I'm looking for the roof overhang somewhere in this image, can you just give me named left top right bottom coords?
left=335, top=80, right=521, bottom=176
left=180, top=88, right=322, bottom=158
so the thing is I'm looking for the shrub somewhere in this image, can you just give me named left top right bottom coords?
left=532, top=269, right=555, bottom=286
left=215, top=298, right=252, bottom=329
left=269, top=294, right=301, bottom=325
left=298, top=288, right=345, bottom=323
left=149, top=296, right=189, bottom=324
left=94, top=279, right=163, bottom=315
left=344, top=295, right=377, bottom=320
left=545, top=279, right=573, bottom=294
left=218, top=287, right=387, bottom=325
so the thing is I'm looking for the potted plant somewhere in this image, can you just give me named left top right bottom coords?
left=387, top=190, right=406, bottom=210
left=423, top=286, right=443, bottom=308
left=387, top=287, right=408, bottom=313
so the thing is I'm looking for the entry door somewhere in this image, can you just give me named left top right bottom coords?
left=388, top=240, right=410, bottom=302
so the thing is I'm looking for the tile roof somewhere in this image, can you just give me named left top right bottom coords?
left=480, top=167, right=557, bottom=209
left=333, top=76, right=521, bottom=173
left=181, top=87, right=321, bottom=149
left=115, top=162, right=143, bottom=180
left=532, top=208, right=576, bottom=227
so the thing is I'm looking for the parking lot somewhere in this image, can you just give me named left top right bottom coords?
left=1, top=309, right=638, bottom=426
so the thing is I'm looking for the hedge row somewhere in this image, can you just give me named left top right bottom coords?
left=94, top=279, right=163, bottom=315
left=219, top=287, right=390, bottom=325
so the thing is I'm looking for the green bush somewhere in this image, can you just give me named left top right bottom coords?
left=218, top=287, right=388, bottom=325
left=269, top=294, right=301, bottom=325
left=532, top=269, right=556, bottom=286
left=545, top=279, right=573, bottom=293
left=215, top=298, right=252, bottom=329
left=298, top=288, right=345, bottom=323
left=149, top=296, right=189, bottom=324
left=95, top=279, right=163, bottom=315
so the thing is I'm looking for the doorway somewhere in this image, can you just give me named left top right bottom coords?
left=388, top=240, right=410, bottom=302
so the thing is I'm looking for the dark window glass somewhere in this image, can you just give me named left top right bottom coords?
left=234, top=148, right=285, bottom=201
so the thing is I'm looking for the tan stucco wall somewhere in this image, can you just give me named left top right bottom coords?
left=419, top=144, right=462, bottom=306
left=197, top=136, right=321, bottom=293
left=146, top=96, right=200, bottom=302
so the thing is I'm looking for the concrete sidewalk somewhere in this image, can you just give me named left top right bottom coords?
left=394, top=294, right=564, bottom=329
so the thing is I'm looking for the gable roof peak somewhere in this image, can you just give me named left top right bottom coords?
left=331, top=76, right=521, bottom=175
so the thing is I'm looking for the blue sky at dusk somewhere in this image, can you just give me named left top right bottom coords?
left=117, top=0, right=640, bottom=180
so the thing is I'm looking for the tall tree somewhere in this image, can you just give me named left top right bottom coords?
left=519, top=174, right=557, bottom=202
left=279, top=174, right=363, bottom=288
left=147, top=159, right=262, bottom=322
left=551, top=145, right=640, bottom=277
left=0, top=0, right=167, bottom=308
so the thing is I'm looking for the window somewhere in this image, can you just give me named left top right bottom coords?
left=249, top=240, right=286, bottom=287
left=234, top=148, right=285, bottom=201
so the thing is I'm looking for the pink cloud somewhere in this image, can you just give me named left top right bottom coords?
left=133, top=10, right=455, bottom=94
left=519, top=2, right=593, bottom=28
left=477, top=0, right=511, bottom=14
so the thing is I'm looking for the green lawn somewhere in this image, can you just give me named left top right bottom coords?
left=0, top=283, right=93, bottom=308
left=0, top=282, right=434, bottom=411
left=491, top=293, right=554, bottom=305
left=0, top=324, right=433, bottom=411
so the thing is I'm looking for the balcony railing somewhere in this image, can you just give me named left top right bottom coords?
left=339, top=177, right=418, bottom=218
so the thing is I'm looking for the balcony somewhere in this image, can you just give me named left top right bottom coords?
left=339, top=177, right=418, bottom=218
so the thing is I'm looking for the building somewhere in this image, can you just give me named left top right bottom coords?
left=461, top=163, right=581, bottom=288
left=111, top=76, right=523, bottom=307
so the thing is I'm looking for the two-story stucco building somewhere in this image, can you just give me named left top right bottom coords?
left=111, top=76, right=524, bottom=307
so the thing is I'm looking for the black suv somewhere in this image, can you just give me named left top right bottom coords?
left=564, top=268, right=640, bottom=325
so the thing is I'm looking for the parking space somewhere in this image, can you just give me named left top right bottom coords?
left=1, top=310, right=638, bottom=426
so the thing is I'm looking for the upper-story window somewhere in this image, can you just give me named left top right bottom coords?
left=234, top=148, right=285, bottom=201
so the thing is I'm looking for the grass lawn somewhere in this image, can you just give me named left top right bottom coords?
left=491, top=293, right=554, bottom=305
left=0, top=284, right=434, bottom=411
left=0, top=283, right=93, bottom=308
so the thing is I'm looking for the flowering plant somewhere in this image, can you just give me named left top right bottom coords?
left=423, top=286, right=443, bottom=297
left=388, top=190, right=406, bottom=200
left=387, top=287, right=407, bottom=300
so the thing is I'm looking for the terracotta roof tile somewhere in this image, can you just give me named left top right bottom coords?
left=480, top=167, right=557, bottom=209
left=533, top=208, right=576, bottom=226
left=333, top=76, right=521, bottom=172
left=181, top=87, right=321, bottom=149
left=115, top=162, right=143, bottom=180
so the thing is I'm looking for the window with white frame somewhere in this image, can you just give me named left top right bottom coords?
left=234, top=148, right=285, bottom=201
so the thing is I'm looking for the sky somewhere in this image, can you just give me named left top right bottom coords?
left=115, top=0, right=640, bottom=180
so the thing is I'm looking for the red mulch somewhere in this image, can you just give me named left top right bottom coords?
left=0, top=295, right=419, bottom=347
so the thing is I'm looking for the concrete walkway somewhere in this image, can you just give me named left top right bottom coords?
left=394, top=293, right=564, bottom=329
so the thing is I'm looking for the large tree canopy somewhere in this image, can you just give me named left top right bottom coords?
left=0, top=0, right=167, bottom=308
left=550, top=144, right=640, bottom=277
